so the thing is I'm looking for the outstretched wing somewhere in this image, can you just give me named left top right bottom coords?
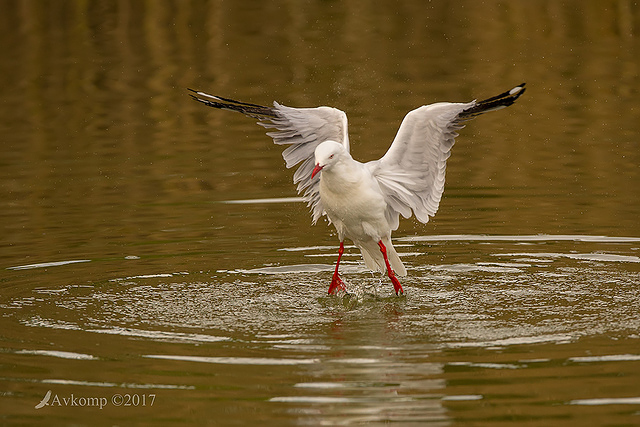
left=188, top=90, right=350, bottom=223
left=367, top=83, right=526, bottom=230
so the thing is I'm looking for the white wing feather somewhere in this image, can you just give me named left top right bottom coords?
left=367, top=82, right=526, bottom=230
left=367, top=101, right=473, bottom=230
left=187, top=90, right=349, bottom=224
left=260, top=103, right=350, bottom=224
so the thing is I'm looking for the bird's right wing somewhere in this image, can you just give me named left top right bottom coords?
left=189, top=91, right=350, bottom=224
left=368, top=83, right=526, bottom=230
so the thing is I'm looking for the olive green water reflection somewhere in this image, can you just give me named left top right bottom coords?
left=1, top=1, right=640, bottom=426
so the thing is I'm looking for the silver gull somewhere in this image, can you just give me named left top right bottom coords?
left=189, top=83, right=526, bottom=295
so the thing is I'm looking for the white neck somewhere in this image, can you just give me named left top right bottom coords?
left=320, top=154, right=362, bottom=190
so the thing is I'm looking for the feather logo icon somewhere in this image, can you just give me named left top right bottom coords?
left=35, top=390, right=52, bottom=409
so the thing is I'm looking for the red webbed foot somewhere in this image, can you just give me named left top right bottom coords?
left=378, top=240, right=404, bottom=296
left=328, top=241, right=346, bottom=295
left=328, top=273, right=346, bottom=295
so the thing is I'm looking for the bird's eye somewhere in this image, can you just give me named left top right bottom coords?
left=329, top=154, right=334, bottom=159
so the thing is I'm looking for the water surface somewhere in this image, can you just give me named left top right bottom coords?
left=1, top=1, right=640, bottom=426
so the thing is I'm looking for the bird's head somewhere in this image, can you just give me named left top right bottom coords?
left=312, top=140, right=346, bottom=178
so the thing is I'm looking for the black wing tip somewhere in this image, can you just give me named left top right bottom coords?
left=498, top=84, right=526, bottom=107
left=187, top=88, right=201, bottom=101
left=188, top=88, right=278, bottom=119
left=508, top=83, right=526, bottom=100
left=459, top=82, right=527, bottom=119
left=187, top=89, right=272, bottom=109
left=476, top=82, right=526, bottom=105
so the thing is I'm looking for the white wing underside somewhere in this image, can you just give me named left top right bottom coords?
left=260, top=103, right=349, bottom=224
left=368, top=101, right=474, bottom=230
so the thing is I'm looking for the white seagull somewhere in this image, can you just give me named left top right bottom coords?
left=189, top=84, right=526, bottom=295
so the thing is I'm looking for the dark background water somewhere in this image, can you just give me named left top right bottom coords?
left=1, top=1, right=639, bottom=425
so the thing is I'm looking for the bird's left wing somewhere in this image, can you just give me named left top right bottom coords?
left=189, top=90, right=350, bottom=223
left=367, top=83, right=526, bottom=230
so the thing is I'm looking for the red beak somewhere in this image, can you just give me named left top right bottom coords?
left=312, top=163, right=323, bottom=178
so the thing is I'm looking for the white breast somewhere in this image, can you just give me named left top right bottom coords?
left=319, top=162, right=389, bottom=242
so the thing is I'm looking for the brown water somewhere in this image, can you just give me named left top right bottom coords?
left=2, top=1, right=640, bottom=426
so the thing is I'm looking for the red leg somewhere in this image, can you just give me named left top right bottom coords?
left=328, top=241, right=346, bottom=295
left=378, top=240, right=404, bottom=295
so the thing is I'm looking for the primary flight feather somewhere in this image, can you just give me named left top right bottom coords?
left=189, top=84, right=526, bottom=295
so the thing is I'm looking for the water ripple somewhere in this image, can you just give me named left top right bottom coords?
left=144, top=354, right=320, bottom=365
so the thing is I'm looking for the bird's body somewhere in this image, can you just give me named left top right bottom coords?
left=189, top=84, right=526, bottom=295
left=314, top=141, right=406, bottom=280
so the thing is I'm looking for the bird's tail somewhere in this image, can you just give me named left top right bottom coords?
left=458, top=83, right=526, bottom=121
left=359, top=238, right=407, bottom=277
